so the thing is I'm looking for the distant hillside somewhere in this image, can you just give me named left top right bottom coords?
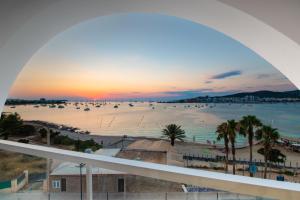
left=166, top=90, right=300, bottom=103
left=5, top=98, right=67, bottom=105
left=223, top=90, right=300, bottom=99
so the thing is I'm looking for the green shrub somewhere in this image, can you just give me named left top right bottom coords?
left=0, top=113, right=23, bottom=139
left=53, top=135, right=74, bottom=146
left=49, top=132, right=102, bottom=152
left=39, top=128, right=47, bottom=138
left=18, top=139, right=29, bottom=143
left=74, top=139, right=101, bottom=152
left=33, top=162, right=46, bottom=169
left=213, top=166, right=225, bottom=170
left=0, top=162, right=9, bottom=171
left=16, top=125, right=36, bottom=136
left=20, top=155, right=42, bottom=162
left=283, top=170, right=295, bottom=176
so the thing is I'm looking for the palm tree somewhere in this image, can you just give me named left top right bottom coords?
left=227, top=120, right=239, bottom=175
left=162, top=124, right=185, bottom=146
left=216, top=120, right=239, bottom=174
left=216, top=122, right=230, bottom=173
left=239, top=115, right=262, bottom=177
left=256, top=125, right=279, bottom=179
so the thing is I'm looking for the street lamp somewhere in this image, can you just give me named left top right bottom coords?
left=79, top=163, right=86, bottom=200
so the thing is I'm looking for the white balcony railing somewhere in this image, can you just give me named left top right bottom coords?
left=0, top=140, right=299, bottom=200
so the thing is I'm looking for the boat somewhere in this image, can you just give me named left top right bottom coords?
left=76, top=107, right=80, bottom=109
left=129, top=103, right=134, bottom=107
left=34, top=105, right=39, bottom=108
left=10, top=106, right=16, bottom=108
left=49, top=104, right=56, bottom=108
left=84, top=108, right=90, bottom=111
left=114, top=105, right=118, bottom=109
left=58, top=105, right=65, bottom=109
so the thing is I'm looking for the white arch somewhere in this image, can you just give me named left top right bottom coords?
left=0, top=0, right=300, bottom=113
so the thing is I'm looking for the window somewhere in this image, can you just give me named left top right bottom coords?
left=52, top=180, right=61, bottom=189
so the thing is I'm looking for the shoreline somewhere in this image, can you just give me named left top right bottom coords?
left=25, top=120, right=167, bottom=148
left=25, top=120, right=300, bottom=149
left=24, top=120, right=233, bottom=149
left=22, top=120, right=300, bottom=182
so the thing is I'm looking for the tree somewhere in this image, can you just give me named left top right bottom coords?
left=257, top=148, right=286, bottom=164
left=17, top=125, right=36, bottom=136
left=216, top=122, right=230, bottom=173
left=39, top=128, right=48, bottom=138
left=0, top=113, right=23, bottom=139
left=256, top=125, right=280, bottom=179
left=162, top=124, right=185, bottom=146
left=239, top=115, right=262, bottom=177
left=227, top=120, right=239, bottom=175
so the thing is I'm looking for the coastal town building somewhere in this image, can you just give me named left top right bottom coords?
left=49, top=146, right=183, bottom=193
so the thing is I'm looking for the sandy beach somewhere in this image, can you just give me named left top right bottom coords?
left=25, top=120, right=300, bottom=168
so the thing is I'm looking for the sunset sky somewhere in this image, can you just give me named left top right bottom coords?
left=9, top=13, right=296, bottom=101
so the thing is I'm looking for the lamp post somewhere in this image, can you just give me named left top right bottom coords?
left=85, top=149, right=93, bottom=200
left=79, top=163, right=86, bottom=200
left=46, top=127, right=51, bottom=200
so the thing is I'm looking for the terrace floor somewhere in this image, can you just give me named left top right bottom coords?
left=0, top=191, right=272, bottom=200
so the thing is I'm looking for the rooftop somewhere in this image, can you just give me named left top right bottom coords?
left=51, top=162, right=125, bottom=176
left=51, top=148, right=123, bottom=176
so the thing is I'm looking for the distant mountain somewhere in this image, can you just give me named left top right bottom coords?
left=166, top=90, right=300, bottom=103
left=5, top=98, right=67, bottom=105
left=223, top=90, right=300, bottom=99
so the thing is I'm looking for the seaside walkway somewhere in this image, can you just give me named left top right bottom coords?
left=183, top=154, right=299, bottom=170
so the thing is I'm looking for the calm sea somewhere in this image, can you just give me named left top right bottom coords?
left=3, top=102, right=300, bottom=144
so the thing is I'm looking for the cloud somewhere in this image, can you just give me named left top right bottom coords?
left=256, top=74, right=271, bottom=79
left=211, top=70, right=242, bottom=79
left=161, top=89, right=213, bottom=98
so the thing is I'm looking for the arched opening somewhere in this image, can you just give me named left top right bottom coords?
left=1, top=0, right=300, bottom=113
left=1, top=13, right=299, bottom=193
left=1, top=1, right=300, bottom=199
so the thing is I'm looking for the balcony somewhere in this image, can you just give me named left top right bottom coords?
left=0, top=140, right=299, bottom=200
